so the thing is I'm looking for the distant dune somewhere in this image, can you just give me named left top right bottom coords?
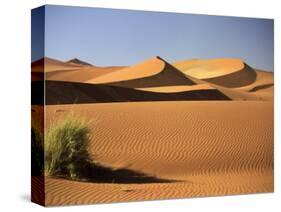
left=32, top=57, right=125, bottom=83
left=67, top=58, right=93, bottom=66
left=31, top=56, right=274, bottom=102
left=32, top=57, right=82, bottom=73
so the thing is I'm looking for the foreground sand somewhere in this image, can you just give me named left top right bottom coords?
left=43, top=101, right=273, bottom=206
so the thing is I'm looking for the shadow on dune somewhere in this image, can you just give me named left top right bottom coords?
left=31, top=80, right=231, bottom=105
left=249, top=83, right=274, bottom=92
left=204, top=63, right=257, bottom=88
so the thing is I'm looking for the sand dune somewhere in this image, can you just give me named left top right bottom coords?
left=32, top=57, right=82, bottom=73
left=90, top=56, right=195, bottom=88
left=172, top=58, right=273, bottom=100
left=32, top=57, right=125, bottom=83
left=44, top=101, right=273, bottom=205
left=89, top=56, right=165, bottom=83
left=46, top=66, right=124, bottom=83
left=173, top=58, right=246, bottom=79
left=31, top=80, right=230, bottom=105
left=32, top=57, right=273, bottom=101
left=33, top=56, right=274, bottom=206
left=174, top=58, right=257, bottom=88
left=67, top=58, right=93, bottom=66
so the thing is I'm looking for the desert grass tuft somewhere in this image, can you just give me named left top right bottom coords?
left=45, top=115, right=92, bottom=180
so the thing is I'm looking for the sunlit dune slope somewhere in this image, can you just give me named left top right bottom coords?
left=173, top=58, right=245, bottom=79
left=46, top=66, right=124, bottom=83
left=90, top=56, right=195, bottom=88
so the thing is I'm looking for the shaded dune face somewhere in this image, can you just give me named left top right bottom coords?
left=66, top=58, right=93, bottom=66
left=204, top=63, right=257, bottom=88
left=31, top=81, right=230, bottom=105
left=103, top=57, right=196, bottom=88
left=249, top=83, right=274, bottom=92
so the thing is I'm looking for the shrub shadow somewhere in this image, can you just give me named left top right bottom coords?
left=55, top=161, right=176, bottom=184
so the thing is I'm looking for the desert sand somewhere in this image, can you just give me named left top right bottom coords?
left=31, top=56, right=274, bottom=206
left=44, top=101, right=273, bottom=205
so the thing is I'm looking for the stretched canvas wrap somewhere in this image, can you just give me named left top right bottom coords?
left=31, top=5, right=274, bottom=206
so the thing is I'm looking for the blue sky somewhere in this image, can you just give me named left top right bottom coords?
left=32, top=5, right=274, bottom=71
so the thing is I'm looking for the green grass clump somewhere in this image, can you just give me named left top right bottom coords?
left=45, top=116, right=92, bottom=180
left=31, top=121, right=44, bottom=176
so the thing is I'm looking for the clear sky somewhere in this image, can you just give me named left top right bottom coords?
left=32, top=5, right=274, bottom=71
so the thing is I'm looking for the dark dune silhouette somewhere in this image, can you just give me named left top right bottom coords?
left=67, top=58, right=93, bottom=66
left=31, top=80, right=231, bottom=105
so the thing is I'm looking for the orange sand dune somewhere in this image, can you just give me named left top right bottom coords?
left=173, top=58, right=257, bottom=88
left=89, top=56, right=166, bottom=84
left=173, top=58, right=273, bottom=100
left=32, top=57, right=82, bottom=73
left=67, top=58, right=93, bottom=66
left=173, top=58, right=245, bottom=79
left=89, top=56, right=195, bottom=88
left=44, top=101, right=273, bottom=206
left=186, top=72, right=273, bottom=101
left=32, top=57, right=125, bottom=83
left=46, top=66, right=124, bottom=83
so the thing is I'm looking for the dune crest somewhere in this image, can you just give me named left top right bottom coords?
left=173, top=58, right=245, bottom=79
left=67, top=58, right=93, bottom=66
left=32, top=57, right=82, bottom=73
left=89, top=56, right=166, bottom=84
left=94, top=56, right=196, bottom=88
left=174, top=58, right=261, bottom=88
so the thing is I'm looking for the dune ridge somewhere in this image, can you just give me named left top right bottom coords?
left=67, top=58, right=93, bottom=66
left=32, top=57, right=82, bottom=73
left=32, top=56, right=273, bottom=102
